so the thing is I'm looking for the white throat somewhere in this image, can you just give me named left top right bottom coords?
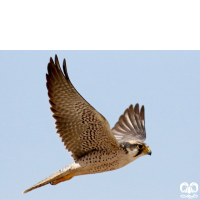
left=127, top=148, right=144, bottom=162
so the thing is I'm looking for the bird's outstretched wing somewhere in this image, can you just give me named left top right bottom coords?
left=46, top=55, right=119, bottom=160
left=111, top=104, right=146, bottom=143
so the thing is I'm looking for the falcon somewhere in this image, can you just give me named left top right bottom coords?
left=22, top=55, right=151, bottom=194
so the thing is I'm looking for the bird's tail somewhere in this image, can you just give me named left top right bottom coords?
left=22, top=164, right=75, bottom=194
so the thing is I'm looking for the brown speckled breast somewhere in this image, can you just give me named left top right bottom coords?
left=74, top=148, right=127, bottom=175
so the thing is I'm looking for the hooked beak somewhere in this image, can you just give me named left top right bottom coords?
left=143, top=147, right=152, bottom=156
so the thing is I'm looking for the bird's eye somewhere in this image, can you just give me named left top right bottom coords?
left=137, top=145, right=144, bottom=150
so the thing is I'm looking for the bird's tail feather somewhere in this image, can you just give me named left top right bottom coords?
left=22, top=164, right=74, bottom=194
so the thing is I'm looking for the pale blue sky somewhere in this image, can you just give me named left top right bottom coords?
left=0, top=51, right=199, bottom=200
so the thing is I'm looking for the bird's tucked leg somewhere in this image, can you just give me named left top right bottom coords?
left=50, top=174, right=74, bottom=185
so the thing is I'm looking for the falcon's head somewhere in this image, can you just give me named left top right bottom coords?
left=121, top=140, right=151, bottom=159
left=111, top=104, right=151, bottom=160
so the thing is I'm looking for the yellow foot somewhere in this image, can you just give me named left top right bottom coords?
left=51, top=174, right=73, bottom=185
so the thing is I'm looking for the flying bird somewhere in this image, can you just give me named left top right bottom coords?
left=22, top=55, right=151, bottom=194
